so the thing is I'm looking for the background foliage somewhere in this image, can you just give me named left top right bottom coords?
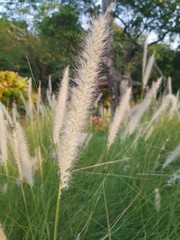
left=0, top=0, right=179, bottom=95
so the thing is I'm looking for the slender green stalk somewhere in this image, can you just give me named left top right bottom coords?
left=20, top=182, right=34, bottom=240
left=102, top=182, right=111, bottom=240
left=26, top=54, right=38, bottom=90
left=53, top=182, right=62, bottom=240
left=4, top=161, right=9, bottom=178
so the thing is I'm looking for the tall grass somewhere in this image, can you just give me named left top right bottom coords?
left=0, top=7, right=180, bottom=240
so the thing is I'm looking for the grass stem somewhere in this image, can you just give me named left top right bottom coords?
left=102, top=182, right=111, bottom=240
left=20, top=181, right=34, bottom=240
left=53, top=182, right=62, bottom=240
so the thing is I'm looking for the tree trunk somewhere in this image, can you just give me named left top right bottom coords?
left=102, top=0, right=125, bottom=114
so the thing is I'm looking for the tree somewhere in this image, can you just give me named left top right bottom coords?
left=36, top=4, right=82, bottom=94
left=101, top=0, right=127, bottom=114
left=0, top=3, right=83, bottom=96
left=114, top=0, right=180, bottom=45
left=0, top=19, right=28, bottom=71
left=108, top=0, right=180, bottom=98
left=171, top=49, right=180, bottom=92
left=130, top=43, right=180, bottom=92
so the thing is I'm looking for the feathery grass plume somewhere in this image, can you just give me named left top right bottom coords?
left=167, top=168, right=180, bottom=186
left=51, top=94, right=57, bottom=111
left=154, top=188, right=161, bottom=212
left=19, top=90, right=27, bottom=109
left=46, top=75, right=53, bottom=108
left=0, top=106, right=8, bottom=165
left=152, top=96, right=170, bottom=122
left=147, top=94, right=178, bottom=129
left=176, top=91, right=179, bottom=105
left=83, top=133, right=93, bottom=150
left=176, top=91, right=180, bottom=117
left=13, top=122, right=35, bottom=185
left=162, top=144, right=180, bottom=169
left=143, top=54, right=154, bottom=87
left=0, top=224, right=7, bottom=240
left=46, top=91, right=52, bottom=108
left=94, top=93, right=103, bottom=107
left=12, top=129, right=22, bottom=181
left=178, top=101, right=180, bottom=111
left=48, top=75, right=52, bottom=96
left=0, top=183, right=7, bottom=194
left=19, top=90, right=29, bottom=119
left=108, top=88, right=131, bottom=148
left=142, top=38, right=148, bottom=79
left=129, top=102, right=141, bottom=116
left=58, top=8, right=111, bottom=189
left=144, top=94, right=175, bottom=131
left=168, top=94, right=178, bottom=117
left=0, top=103, right=13, bottom=127
left=12, top=102, right=19, bottom=124
left=35, top=146, right=43, bottom=180
left=123, top=78, right=162, bottom=138
left=168, top=76, right=172, bottom=94
left=36, top=81, right=41, bottom=115
left=53, top=66, right=69, bottom=146
left=27, top=78, right=34, bottom=119
left=145, top=125, right=154, bottom=141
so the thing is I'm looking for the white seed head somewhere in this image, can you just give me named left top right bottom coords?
left=0, top=106, right=8, bottom=165
left=0, top=224, right=7, bottom=240
left=108, top=88, right=131, bottom=147
left=163, top=144, right=180, bottom=169
left=13, top=122, right=35, bottom=185
left=154, top=188, right=161, bottom=212
left=53, top=66, right=69, bottom=146
left=124, top=78, right=161, bottom=137
left=58, top=11, right=110, bottom=189
left=143, top=54, right=154, bottom=87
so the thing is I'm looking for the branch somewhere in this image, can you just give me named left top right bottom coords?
left=149, top=27, right=177, bottom=46
left=115, top=17, right=168, bottom=85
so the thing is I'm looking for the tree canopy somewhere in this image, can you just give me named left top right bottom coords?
left=0, top=0, right=179, bottom=95
left=115, top=0, right=180, bottom=45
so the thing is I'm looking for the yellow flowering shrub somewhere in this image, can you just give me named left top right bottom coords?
left=0, top=71, right=28, bottom=107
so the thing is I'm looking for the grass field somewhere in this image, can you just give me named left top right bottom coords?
left=0, top=112, right=180, bottom=240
